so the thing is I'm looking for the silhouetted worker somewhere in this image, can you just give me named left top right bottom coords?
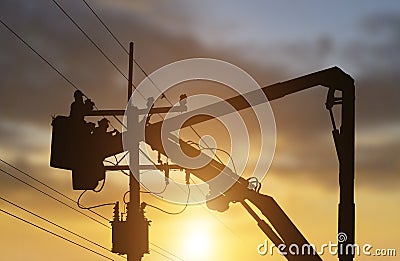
left=93, top=118, right=119, bottom=138
left=69, top=90, right=95, bottom=136
left=90, top=118, right=120, bottom=182
left=92, top=118, right=120, bottom=160
left=70, top=90, right=95, bottom=122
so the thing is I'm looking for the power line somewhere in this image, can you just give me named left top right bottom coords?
left=0, top=14, right=154, bottom=169
left=0, top=196, right=125, bottom=259
left=189, top=177, right=240, bottom=238
left=0, top=158, right=110, bottom=222
left=144, top=185, right=190, bottom=215
left=0, top=167, right=111, bottom=229
left=81, top=0, right=128, bottom=54
left=82, top=0, right=161, bottom=94
left=63, top=2, right=240, bottom=244
left=2, top=0, right=226, bottom=177
left=1, top=14, right=183, bottom=261
left=51, top=0, right=158, bottom=123
left=0, top=16, right=103, bottom=112
left=77, top=190, right=115, bottom=210
left=149, top=247, right=175, bottom=261
left=76, top=6, right=244, bottom=237
left=79, top=0, right=160, bottom=88
left=2, top=7, right=218, bottom=261
left=5, top=0, right=233, bottom=218
left=78, top=0, right=225, bottom=167
left=51, top=0, right=128, bottom=81
left=0, top=19, right=182, bottom=259
left=0, top=18, right=79, bottom=91
left=51, top=0, right=225, bottom=177
left=0, top=15, right=120, bottom=130
left=0, top=165, right=183, bottom=260
left=41, top=1, right=168, bottom=167
left=50, top=0, right=154, bottom=126
left=150, top=243, right=184, bottom=261
left=0, top=208, right=114, bottom=260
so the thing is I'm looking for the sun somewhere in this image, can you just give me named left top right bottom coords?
left=182, top=220, right=212, bottom=260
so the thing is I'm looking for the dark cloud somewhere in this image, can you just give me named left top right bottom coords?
left=222, top=12, right=400, bottom=190
left=0, top=0, right=207, bottom=125
left=0, top=1, right=399, bottom=192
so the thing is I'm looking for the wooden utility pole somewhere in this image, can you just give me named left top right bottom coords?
left=127, top=42, right=144, bottom=261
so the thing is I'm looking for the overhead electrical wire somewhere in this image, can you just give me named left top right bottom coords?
left=187, top=141, right=244, bottom=186
left=150, top=243, right=185, bottom=261
left=0, top=167, right=111, bottom=229
left=188, top=141, right=239, bottom=176
left=79, top=0, right=163, bottom=95
left=80, top=0, right=166, bottom=92
left=143, top=184, right=190, bottom=215
left=0, top=209, right=114, bottom=261
left=139, top=181, right=168, bottom=194
left=21, top=0, right=234, bottom=195
left=51, top=0, right=127, bottom=80
left=3, top=0, right=234, bottom=220
left=0, top=15, right=155, bottom=171
left=77, top=0, right=225, bottom=166
left=0, top=160, right=181, bottom=260
left=0, top=19, right=182, bottom=259
left=0, top=158, right=110, bottom=222
left=188, top=177, right=242, bottom=238
left=0, top=18, right=79, bottom=91
left=81, top=0, right=128, bottom=54
left=1, top=5, right=228, bottom=260
left=191, top=142, right=262, bottom=191
left=70, top=3, right=243, bottom=239
left=0, top=16, right=117, bottom=127
left=0, top=196, right=125, bottom=259
left=148, top=248, right=175, bottom=261
left=51, top=0, right=153, bottom=109
left=70, top=6, right=243, bottom=219
left=77, top=190, right=115, bottom=210
left=2, top=0, right=233, bottom=184
left=0, top=159, right=182, bottom=259
left=92, top=178, right=106, bottom=193
left=0, top=13, right=118, bottom=132
left=104, top=159, right=169, bottom=195
left=0, top=21, right=183, bottom=261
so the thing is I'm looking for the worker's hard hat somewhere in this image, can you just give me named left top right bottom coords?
left=98, top=118, right=109, bottom=127
left=74, top=90, right=84, bottom=98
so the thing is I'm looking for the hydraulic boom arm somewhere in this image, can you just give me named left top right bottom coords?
left=144, top=66, right=355, bottom=261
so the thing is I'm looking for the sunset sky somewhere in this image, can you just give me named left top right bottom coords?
left=0, top=1, right=399, bottom=260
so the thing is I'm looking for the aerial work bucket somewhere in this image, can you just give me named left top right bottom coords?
left=50, top=115, right=75, bottom=170
left=50, top=115, right=124, bottom=190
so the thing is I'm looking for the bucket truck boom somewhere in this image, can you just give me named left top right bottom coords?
left=144, top=66, right=355, bottom=261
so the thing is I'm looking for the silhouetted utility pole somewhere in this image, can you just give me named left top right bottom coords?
left=108, top=42, right=150, bottom=261
left=124, top=42, right=151, bottom=261
left=107, top=42, right=185, bottom=260
left=127, top=42, right=140, bottom=261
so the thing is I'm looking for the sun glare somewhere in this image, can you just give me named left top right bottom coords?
left=182, top=221, right=212, bottom=260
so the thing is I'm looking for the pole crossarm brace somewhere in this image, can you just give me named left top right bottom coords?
left=86, top=110, right=125, bottom=116
left=105, top=164, right=184, bottom=171
left=85, top=105, right=187, bottom=117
